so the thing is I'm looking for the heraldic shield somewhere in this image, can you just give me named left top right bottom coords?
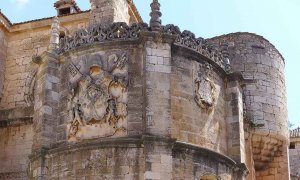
left=194, top=62, right=216, bottom=109
left=67, top=52, right=128, bottom=141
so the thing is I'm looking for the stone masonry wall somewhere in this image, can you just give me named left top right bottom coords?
left=289, top=138, right=300, bottom=177
left=170, top=52, right=227, bottom=154
left=0, top=18, right=89, bottom=110
left=172, top=144, right=243, bottom=180
left=143, top=39, right=174, bottom=180
left=0, top=29, right=7, bottom=101
left=0, top=29, right=50, bottom=110
left=90, top=0, right=129, bottom=25
left=208, top=33, right=288, bottom=140
left=0, top=15, right=90, bottom=179
left=145, top=41, right=172, bottom=137
left=208, top=33, right=289, bottom=179
left=225, top=77, right=246, bottom=164
left=29, top=146, right=144, bottom=179
left=0, top=124, right=34, bottom=180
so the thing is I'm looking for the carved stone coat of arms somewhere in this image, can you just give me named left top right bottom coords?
left=66, top=53, right=128, bottom=141
left=194, top=62, right=216, bottom=109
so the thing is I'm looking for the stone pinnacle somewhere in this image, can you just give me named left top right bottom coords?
left=149, top=0, right=162, bottom=31
left=49, top=16, right=60, bottom=51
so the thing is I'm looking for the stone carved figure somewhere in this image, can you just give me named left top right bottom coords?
left=195, top=62, right=216, bottom=109
left=67, top=53, right=128, bottom=141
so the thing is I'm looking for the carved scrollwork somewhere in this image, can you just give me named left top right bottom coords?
left=162, top=24, right=231, bottom=73
left=194, top=62, right=216, bottom=109
left=67, top=53, right=129, bottom=141
left=162, top=24, right=181, bottom=35
left=58, top=22, right=149, bottom=54
left=57, top=22, right=231, bottom=73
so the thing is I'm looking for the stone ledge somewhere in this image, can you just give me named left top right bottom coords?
left=0, top=117, right=33, bottom=128
left=0, top=171, right=27, bottom=179
left=173, top=141, right=249, bottom=175
left=0, top=106, right=33, bottom=120
left=29, top=135, right=247, bottom=175
left=174, top=141, right=235, bottom=163
left=172, top=45, right=228, bottom=75
left=0, top=107, right=33, bottom=128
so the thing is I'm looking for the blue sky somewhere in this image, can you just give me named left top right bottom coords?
left=0, top=0, right=299, bottom=128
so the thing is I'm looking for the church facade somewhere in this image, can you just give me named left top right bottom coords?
left=0, top=0, right=291, bottom=179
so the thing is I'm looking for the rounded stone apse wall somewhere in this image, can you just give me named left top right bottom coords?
left=170, top=47, right=227, bottom=154
left=210, top=33, right=288, bottom=140
left=27, top=21, right=253, bottom=179
left=208, top=33, right=289, bottom=178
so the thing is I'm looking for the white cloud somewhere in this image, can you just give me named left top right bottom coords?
left=9, top=0, right=30, bottom=9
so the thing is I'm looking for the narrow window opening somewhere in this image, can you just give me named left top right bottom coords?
left=59, top=8, right=71, bottom=15
left=59, top=31, right=66, bottom=40
left=289, top=142, right=296, bottom=149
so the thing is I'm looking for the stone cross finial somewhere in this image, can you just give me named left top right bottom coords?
left=150, top=0, right=162, bottom=31
left=49, top=16, right=60, bottom=51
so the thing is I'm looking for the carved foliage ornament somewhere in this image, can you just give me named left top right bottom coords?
left=58, top=22, right=148, bottom=54
left=67, top=53, right=128, bottom=141
left=162, top=24, right=231, bottom=73
left=194, top=62, right=216, bottom=109
left=57, top=22, right=230, bottom=73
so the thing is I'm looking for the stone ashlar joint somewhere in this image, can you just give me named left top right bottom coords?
left=150, top=0, right=162, bottom=31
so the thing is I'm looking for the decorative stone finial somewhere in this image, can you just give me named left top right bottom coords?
left=49, top=17, right=60, bottom=51
left=150, top=0, right=162, bottom=31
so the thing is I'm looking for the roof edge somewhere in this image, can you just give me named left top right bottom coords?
left=128, top=0, right=143, bottom=22
left=0, top=10, right=12, bottom=30
left=207, top=32, right=285, bottom=61
left=12, top=10, right=90, bottom=26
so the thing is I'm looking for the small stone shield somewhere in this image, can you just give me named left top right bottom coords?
left=195, top=63, right=216, bottom=109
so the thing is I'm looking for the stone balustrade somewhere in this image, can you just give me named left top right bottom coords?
left=290, top=127, right=300, bottom=138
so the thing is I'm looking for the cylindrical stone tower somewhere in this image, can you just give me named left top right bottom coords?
left=208, top=33, right=289, bottom=179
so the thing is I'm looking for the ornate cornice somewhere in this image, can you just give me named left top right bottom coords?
left=57, top=22, right=148, bottom=54
left=56, top=22, right=231, bottom=73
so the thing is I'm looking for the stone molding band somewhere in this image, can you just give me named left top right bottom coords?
left=174, top=141, right=249, bottom=175
left=28, top=136, right=247, bottom=175
left=57, top=22, right=231, bottom=73
left=0, top=172, right=27, bottom=179
left=0, top=107, right=34, bottom=128
left=0, top=117, right=33, bottom=128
